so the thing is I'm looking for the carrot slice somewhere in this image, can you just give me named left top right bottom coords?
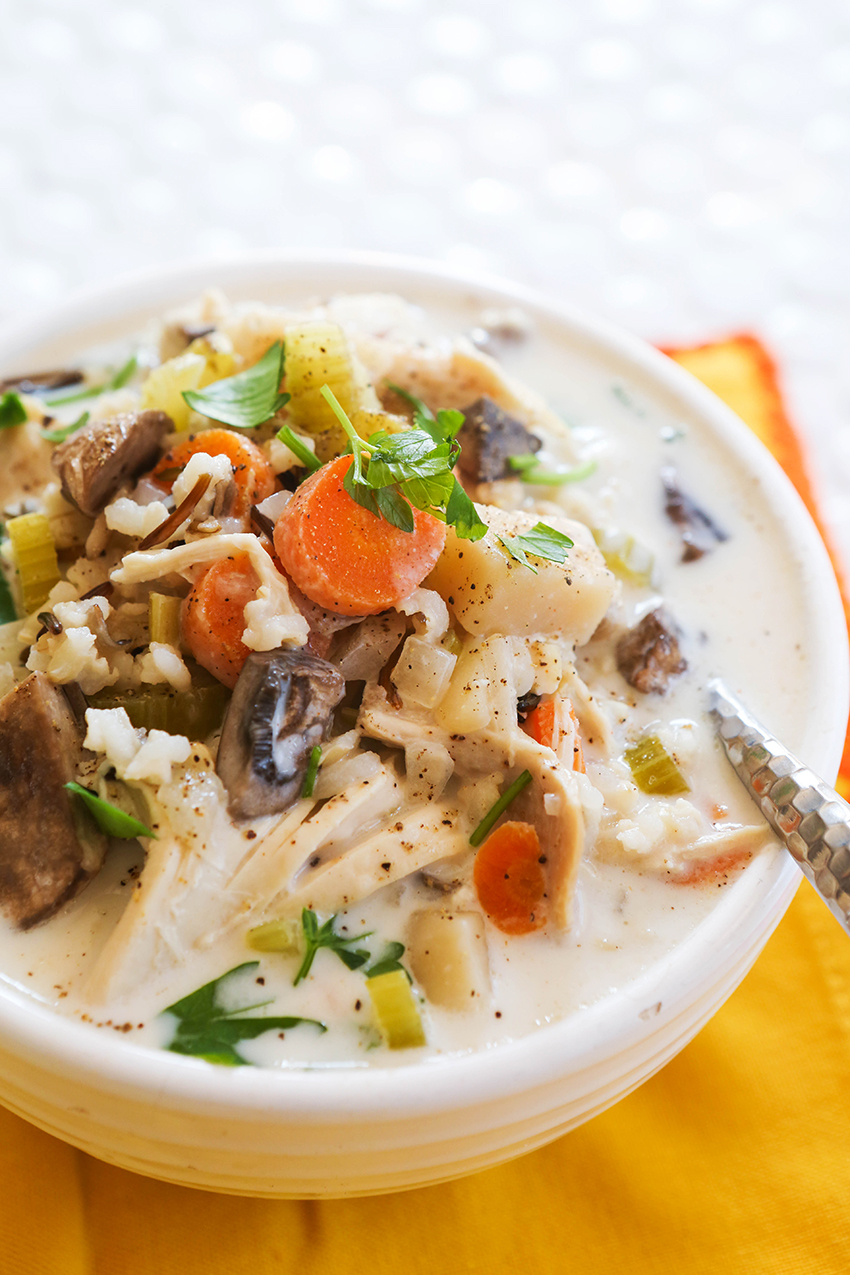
left=672, top=847, right=752, bottom=885
left=181, top=552, right=260, bottom=688
left=473, top=820, right=547, bottom=936
left=150, top=428, right=276, bottom=519
left=525, top=698, right=585, bottom=772
left=273, top=455, right=447, bottom=616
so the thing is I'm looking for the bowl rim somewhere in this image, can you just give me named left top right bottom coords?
left=0, top=249, right=846, bottom=1120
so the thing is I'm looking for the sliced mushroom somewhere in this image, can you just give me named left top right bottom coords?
left=0, top=368, right=83, bottom=394
left=52, top=410, right=172, bottom=517
left=616, top=608, right=687, bottom=695
left=0, top=673, right=107, bottom=928
left=456, top=395, right=542, bottom=484
left=661, top=466, right=728, bottom=562
left=216, top=647, right=345, bottom=819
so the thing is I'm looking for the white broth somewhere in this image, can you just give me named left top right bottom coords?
left=0, top=291, right=806, bottom=1068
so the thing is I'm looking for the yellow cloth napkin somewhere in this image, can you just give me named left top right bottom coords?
left=4, top=338, right=849, bottom=1275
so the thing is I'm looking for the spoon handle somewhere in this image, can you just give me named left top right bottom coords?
left=708, top=677, right=850, bottom=936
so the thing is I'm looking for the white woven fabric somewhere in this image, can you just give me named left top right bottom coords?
left=3, top=0, right=849, bottom=552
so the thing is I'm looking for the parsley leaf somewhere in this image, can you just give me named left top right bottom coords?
left=163, top=961, right=326, bottom=1066
left=366, top=941, right=411, bottom=982
left=497, top=521, right=574, bottom=573
left=64, top=782, right=157, bottom=840
left=183, top=341, right=290, bottom=429
left=320, top=385, right=487, bottom=541
left=0, top=392, right=27, bottom=428
left=45, top=355, right=138, bottom=406
left=41, top=410, right=90, bottom=444
left=294, top=908, right=373, bottom=985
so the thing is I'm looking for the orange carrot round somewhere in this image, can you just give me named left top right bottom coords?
left=273, top=455, right=447, bottom=616
left=525, top=698, right=585, bottom=772
left=181, top=552, right=260, bottom=688
left=473, top=820, right=547, bottom=936
left=151, top=429, right=276, bottom=518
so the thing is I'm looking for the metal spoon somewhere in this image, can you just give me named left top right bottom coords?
left=708, top=677, right=850, bottom=936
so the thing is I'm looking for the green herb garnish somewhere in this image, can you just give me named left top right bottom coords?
left=163, top=961, right=325, bottom=1065
left=301, top=745, right=322, bottom=797
left=276, top=425, right=322, bottom=473
left=0, top=392, right=27, bottom=428
left=0, top=572, right=16, bottom=624
left=294, top=908, right=373, bottom=985
left=183, top=340, right=290, bottom=429
left=64, top=781, right=157, bottom=840
left=41, top=410, right=90, bottom=444
left=508, top=454, right=597, bottom=486
left=45, top=355, right=138, bottom=406
left=320, top=385, right=487, bottom=541
left=469, top=769, right=533, bottom=848
left=366, top=941, right=411, bottom=982
left=496, top=522, right=574, bottom=574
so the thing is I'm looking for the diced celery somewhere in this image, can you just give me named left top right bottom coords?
left=140, top=351, right=206, bottom=430
left=350, top=408, right=408, bottom=438
left=148, top=593, right=182, bottom=647
left=592, top=527, right=654, bottom=587
left=88, top=663, right=230, bottom=738
left=367, top=968, right=426, bottom=1049
left=246, top=918, right=302, bottom=954
left=624, top=734, right=690, bottom=796
left=285, top=321, right=358, bottom=460
left=7, top=513, right=61, bottom=613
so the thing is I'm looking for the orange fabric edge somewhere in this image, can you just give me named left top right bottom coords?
left=661, top=335, right=850, bottom=794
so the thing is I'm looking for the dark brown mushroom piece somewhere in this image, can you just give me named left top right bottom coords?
left=216, top=647, right=345, bottom=820
left=0, top=369, right=83, bottom=395
left=617, top=609, right=687, bottom=695
left=0, top=673, right=107, bottom=929
left=661, top=466, right=728, bottom=563
left=456, top=395, right=541, bottom=484
left=52, top=410, right=173, bottom=518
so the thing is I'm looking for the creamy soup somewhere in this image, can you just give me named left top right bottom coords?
left=0, top=291, right=802, bottom=1068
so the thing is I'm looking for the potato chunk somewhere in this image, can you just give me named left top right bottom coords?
left=407, top=910, right=491, bottom=1011
left=427, top=505, right=616, bottom=643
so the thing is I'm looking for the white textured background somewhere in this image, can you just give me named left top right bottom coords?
left=2, top=0, right=849, bottom=552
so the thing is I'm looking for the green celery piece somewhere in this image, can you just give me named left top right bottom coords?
left=183, top=341, right=290, bottom=429
left=65, top=782, right=156, bottom=839
left=624, top=735, right=690, bottom=796
left=87, top=664, right=230, bottom=737
left=163, top=961, right=325, bottom=1066
left=46, top=355, right=138, bottom=406
left=0, top=392, right=27, bottom=428
left=508, top=454, right=597, bottom=486
left=246, top=918, right=302, bottom=953
left=41, top=411, right=90, bottom=444
left=469, top=769, right=533, bottom=848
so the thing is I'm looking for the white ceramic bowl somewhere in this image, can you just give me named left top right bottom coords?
left=0, top=253, right=846, bottom=1198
